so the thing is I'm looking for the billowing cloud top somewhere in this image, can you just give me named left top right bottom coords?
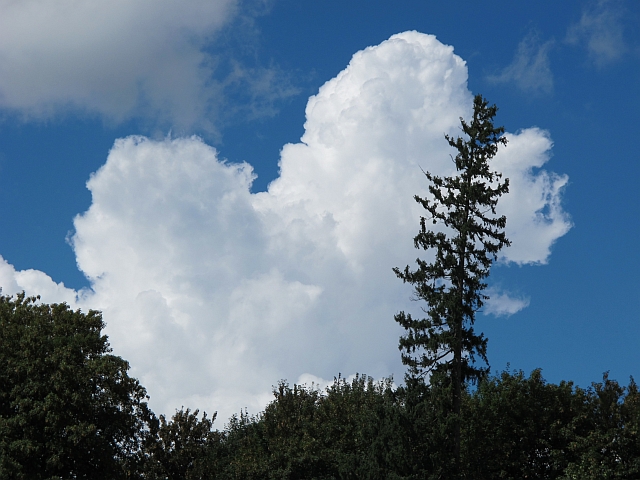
left=0, top=32, right=571, bottom=421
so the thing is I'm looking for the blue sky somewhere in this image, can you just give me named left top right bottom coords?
left=0, top=0, right=638, bottom=418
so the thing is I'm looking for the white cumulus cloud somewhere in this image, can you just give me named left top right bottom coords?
left=484, top=288, right=531, bottom=317
left=0, top=32, right=572, bottom=421
left=0, top=255, right=80, bottom=305
left=493, top=128, right=572, bottom=264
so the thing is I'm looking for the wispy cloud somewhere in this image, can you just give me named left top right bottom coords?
left=218, top=60, right=301, bottom=122
left=487, top=32, right=554, bottom=95
left=566, top=0, right=626, bottom=67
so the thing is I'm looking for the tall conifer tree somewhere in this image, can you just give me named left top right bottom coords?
left=394, top=94, right=510, bottom=473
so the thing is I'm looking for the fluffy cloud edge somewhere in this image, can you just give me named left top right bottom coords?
left=483, top=288, right=531, bottom=317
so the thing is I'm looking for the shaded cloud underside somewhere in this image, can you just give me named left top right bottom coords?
left=0, top=32, right=571, bottom=420
left=0, top=0, right=298, bottom=134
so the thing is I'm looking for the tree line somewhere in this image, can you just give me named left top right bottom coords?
left=1, top=297, right=637, bottom=480
left=1, top=95, right=638, bottom=479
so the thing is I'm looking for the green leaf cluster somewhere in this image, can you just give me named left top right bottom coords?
left=0, top=293, right=152, bottom=479
left=213, top=375, right=401, bottom=479
left=188, top=371, right=640, bottom=479
left=144, top=408, right=218, bottom=480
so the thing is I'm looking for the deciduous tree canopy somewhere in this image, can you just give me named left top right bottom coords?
left=0, top=293, right=153, bottom=480
left=1, top=292, right=638, bottom=479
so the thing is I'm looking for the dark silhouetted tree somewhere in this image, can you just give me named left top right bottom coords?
left=144, top=408, right=218, bottom=480
left=393, top=94, right=510, bottom=474
left=0, top=293, right=153, bottom=479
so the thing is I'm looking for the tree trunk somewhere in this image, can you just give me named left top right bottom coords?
left=453, top=323, right=462, bottom=476
left=454, top=174, right=472, bottom=477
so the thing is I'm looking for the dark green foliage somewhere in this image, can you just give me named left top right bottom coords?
left=215, top=375, right=402, bottom=479
left=0, top=293, right=153, bottom=480
left=228, top=381, right=327, bottom=478
left=394, top=94, right=510, bottom=386
left=462, top=369, right=590, bottom=479
left=393, top=94, right=510, bottom=472
left=203, top=371, right=639, bottom=480
left=561, top=374, right=640, bottom=479
left=3, top=295, right=637, bottom=479
left=311, top=375, right=407, bottom=479
left=391, top=378, right=460, bottom=479
left=144, top=408, right=218, bottom=480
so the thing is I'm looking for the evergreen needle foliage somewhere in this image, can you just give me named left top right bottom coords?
left=393, top=94, right=511, bottom=471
